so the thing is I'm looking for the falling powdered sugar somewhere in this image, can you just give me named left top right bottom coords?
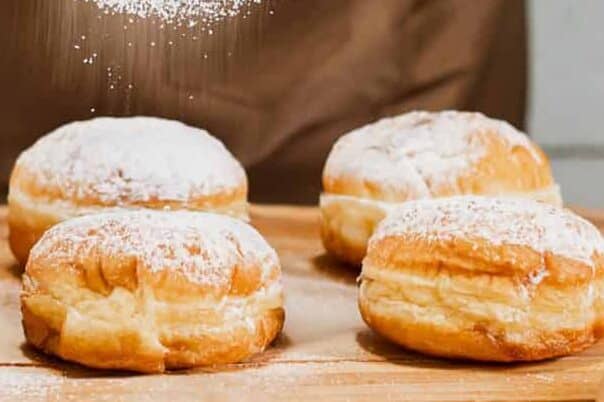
left=87, top=0, right=262, bottom=23
left=324, top=111, right=542, bottom=199
left=372, top=196, right=604, bottom=266
left=30, top=210, right=279, bottom=288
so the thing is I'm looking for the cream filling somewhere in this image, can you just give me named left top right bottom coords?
left=9, top=187, right=250, bottom=226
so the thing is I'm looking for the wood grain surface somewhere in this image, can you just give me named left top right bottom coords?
left=1, top=205, right=604, bottom=402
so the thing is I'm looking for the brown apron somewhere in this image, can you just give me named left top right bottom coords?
left=0, top=0, right=526, bottom=204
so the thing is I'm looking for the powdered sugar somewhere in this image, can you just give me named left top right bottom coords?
left=15, top=117, right=246, bottom=205
left=88, top=0, right=262, bottom=23
left=324, top=111, right=542, bottom=198
left=371, top=196, right=604, bottom=266
left=30, top=210, right=279, bottom=288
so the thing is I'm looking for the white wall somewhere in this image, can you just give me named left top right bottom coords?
left=528, top=0, right=604, bottom=207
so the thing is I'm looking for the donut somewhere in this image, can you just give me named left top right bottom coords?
left=21, top=210, right=284, bottom=373
left=8, top=116, right=248, bottom=265
left=320, top=110, right=561, bottom=265
left=359, top=196, right=604, bottom=362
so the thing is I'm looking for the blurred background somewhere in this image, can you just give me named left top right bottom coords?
left=0, top=0, right=602, bottom=206
left=528, top=0, right=604, bottom=208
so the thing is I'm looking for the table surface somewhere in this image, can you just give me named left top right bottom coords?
left=1, top=205, right=604, bottom=402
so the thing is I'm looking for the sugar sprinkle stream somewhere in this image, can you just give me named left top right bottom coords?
left=86, top=0, right=262, bottom=23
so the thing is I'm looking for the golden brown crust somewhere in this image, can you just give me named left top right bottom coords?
left=358, top=197, right=604, bottom=362
left=10, top=163, right=248, bottom=212
left=322, top=117, right=556, bottom=202
left=367, top=197, right=604, bottom=284
left=359, top=290, right=603, bottom=362
left=366, top=236, right=600, bottom=286
left=22, top=300, right=284, bottom=373
left=8, top=116, right=249, bottom=266
left=21, top=211, right=284, bottom=373
left=320, top=111, right=561, bottom=266
left=319, top=182, right=564, bottom=267
left=8, top=219, right=47, bottom=268
left=8, top=177, right=248, bottom=267
left=324, top=138, right=554, bottom=202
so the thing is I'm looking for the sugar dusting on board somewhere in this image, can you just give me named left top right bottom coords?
left=324, top=111, right=542, bottom=199
left=30, top=210, right=279, bottom=288
left=371, top=196, right=604, bottom=266
left=88, top=0, right=262, bottom=23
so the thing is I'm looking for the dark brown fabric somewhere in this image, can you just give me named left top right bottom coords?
left=0, top=0, right=526, bottom=204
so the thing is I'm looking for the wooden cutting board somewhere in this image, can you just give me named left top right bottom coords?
left=1, top=205, right=604, bottom=402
